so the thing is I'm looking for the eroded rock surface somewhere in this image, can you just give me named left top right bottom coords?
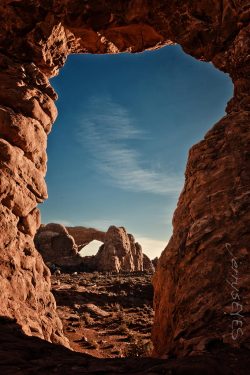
left=152, top=257, right=159, bottom=270
left=94, top=226, right=144, bottom=272
left=0, top=318, right=249, bottom=375
left=143, top=254, right=155, bottom=273
left=0, top=0, right=249, bottom=363
left=35, top=224, right=154, bottom=273
left=35, top=223, right=82, bottom=268
left=0, top=53, right=68, bottom=347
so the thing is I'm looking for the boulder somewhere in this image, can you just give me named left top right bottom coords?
left=35, top=223, right=81, bottom=267
left=94, top=226, right=144, bottom=272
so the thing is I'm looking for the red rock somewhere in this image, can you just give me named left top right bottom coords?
left=67, top=226, right=106, bottom=249
left=0, top=0, right=248, bottom=366
left=87, top=226, right=153, bottom=272
left=36, top=224, right=153, bottom=273
left=35, top=223, right=80, bottom=267
left=143, top=254, right=155, bottom=273
left=1, top=318, right=249, bottom=375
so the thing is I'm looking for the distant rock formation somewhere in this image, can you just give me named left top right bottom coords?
left=94, top=226, right=144, bottom=272
left=143, top=254, right=155, bottom=273
left=66, top=226, right=105, bottom=249
left=35, top=223, right=82, bottom=268
left=152, top=257, right=159, bottom=269
left=35, top=223, right=154, bottom=273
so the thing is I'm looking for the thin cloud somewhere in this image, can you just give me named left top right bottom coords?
left=77, top=97, right=183, bottom=195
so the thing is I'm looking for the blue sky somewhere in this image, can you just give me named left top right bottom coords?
left=40, top=45, right=233, bottom=258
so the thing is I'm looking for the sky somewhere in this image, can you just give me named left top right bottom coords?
left=40, top=45, right=233, bottom=259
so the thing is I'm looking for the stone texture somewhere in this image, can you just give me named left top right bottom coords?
left=35, top=224, right=153, bottom=273
left=152, top=110, right=250, bottom=357
left=0, top=208, right=68, bottom=347
left=1, top=319, right=249, bottom=375
left=0, top=0, right=249, bottom=364
left=95, top=226, right=146, bottom=272
left=0, top=49, right=67, bottom=346
left=129, top=234, right=144, bottom=272
left=143, top=254, right=155, bottom=273
left=35, top=223, right=81, bottom=267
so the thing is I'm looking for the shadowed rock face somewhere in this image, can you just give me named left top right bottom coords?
left=0, top=0, right=249, bottom=362
left=1, top=319, right=250, bottom=375
left=143, top=254, right=155, bottom=273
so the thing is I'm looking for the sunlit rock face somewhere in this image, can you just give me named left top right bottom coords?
left=0, top=53, right=69, bottom=347
left=35, top=224, right=152, bottom=273
left=94, top=226, right=146, bottom=272
left=0, top=0, right=249, bottom=358
left=34, top=223, right=81, bottom=268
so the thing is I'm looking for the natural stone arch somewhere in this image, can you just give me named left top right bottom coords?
left=66, top=226, right=106, bottom=249
left=0, top=0, right=249, bottom=358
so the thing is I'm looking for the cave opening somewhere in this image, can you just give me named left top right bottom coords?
left=40, top=44, right=233, bottom=258
left=0, top=2, right=249, bottom=371
left=35, top=44, right=233, bottom=358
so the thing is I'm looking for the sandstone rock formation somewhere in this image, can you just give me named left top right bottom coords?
left=94, top=226, right=145, bottom=272
left=0, top=54, right=68, bottom=347
left=152, top=257, right=159, bottom=270
left=0, top=0, right=249, bottom=365
left=35, top=223, right=154, bottom=273
left=67, top=226, right=106, bottom=249
left=2, top=319, right=249, bottom=375
left=35, top=223, right=82, bottom=268
left=143, top=254, right=155, bottom=273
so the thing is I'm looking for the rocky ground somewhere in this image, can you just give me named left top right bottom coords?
left=1, top=270, right=249, bottom=375
left=1, top=317, right=249, bottom=375
left=51, top=271, right=154, bottom=358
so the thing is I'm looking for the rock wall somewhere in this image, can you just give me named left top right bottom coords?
left=0, top=53, right=68, bottom=346
left=0, top=0, right=249, bottom=357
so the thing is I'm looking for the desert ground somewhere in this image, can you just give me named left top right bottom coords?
left=52, top=271, right=154, bottom=358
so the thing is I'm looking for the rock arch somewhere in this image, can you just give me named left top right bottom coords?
left=0, top=0, right=249, bottom=357
left=66, top=226, right=106, bottom=249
